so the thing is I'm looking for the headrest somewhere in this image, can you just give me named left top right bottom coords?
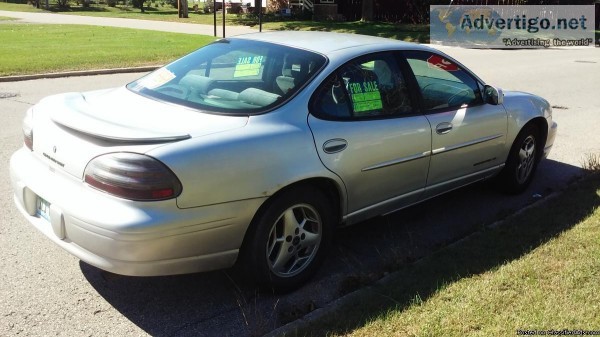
left=239, top=88, right=281, bottom=107
left=282, top=55, right=308, bottom=78
left=179, top=74, right=214, bottom=94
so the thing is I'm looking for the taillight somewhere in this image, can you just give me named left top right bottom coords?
left=84, top=153, right=182, bottom=201
left=23, top=108, right=33, bottom=151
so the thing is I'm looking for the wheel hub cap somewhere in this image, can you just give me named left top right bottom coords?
left=516, top=135, right=536, bottom=184
left=266, top=204, right=322, bottom=278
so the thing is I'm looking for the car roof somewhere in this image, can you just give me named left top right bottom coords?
left=232, top=31, right=433, bottom=55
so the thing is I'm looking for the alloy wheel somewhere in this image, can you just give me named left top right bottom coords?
left=516, top=135, right=536, bottom=184
left=266, top=204, right=322, bottom=278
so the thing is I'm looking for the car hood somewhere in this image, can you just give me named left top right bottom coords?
left=47, top=87, right=248, bottom=142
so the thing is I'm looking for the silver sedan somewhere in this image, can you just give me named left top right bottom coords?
left=10, top=31, right=557, bottom=290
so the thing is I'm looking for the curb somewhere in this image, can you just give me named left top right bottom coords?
left=0, top=66, right=161, bottom=82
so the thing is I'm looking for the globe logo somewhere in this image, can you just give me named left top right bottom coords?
left=431, top=6, right=503, bottom=47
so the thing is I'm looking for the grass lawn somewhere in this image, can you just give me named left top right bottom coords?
left=0, top=23, right=215, bottom=76
left=257, top=20, right=429, bottom=43
left=0, top=2, right=242, bottom=25
left=0, top=2, right=42, bottom=12
left=0, top=2, right=430, bottom=42
left=1, top=2, right=597, bottom=45
left=290, top=172, right=600, bottom=336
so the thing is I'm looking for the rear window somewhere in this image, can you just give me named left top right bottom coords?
left=127, top=39, right=327, bottom=115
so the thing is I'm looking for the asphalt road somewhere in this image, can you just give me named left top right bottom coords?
left=1, top=47, right=599, bottom=337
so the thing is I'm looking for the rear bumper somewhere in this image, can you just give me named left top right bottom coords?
left=10, top=148, right=265, bottom=276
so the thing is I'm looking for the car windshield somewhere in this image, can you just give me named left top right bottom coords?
left=127, top=38, right=327, bottom=115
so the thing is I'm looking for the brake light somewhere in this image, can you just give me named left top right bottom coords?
left=84, top=153, right=182, bottom=201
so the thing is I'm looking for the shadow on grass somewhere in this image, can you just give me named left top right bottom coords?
left=292, top=172, right=600, bottom=336
left=46, top=5, right=111, bottom=12
left=132, top=8, right=182, bottom=16
left=230, top=18, right=430, bottom=43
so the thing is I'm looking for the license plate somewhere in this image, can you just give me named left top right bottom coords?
left=36, top=197, right=50, bottom=222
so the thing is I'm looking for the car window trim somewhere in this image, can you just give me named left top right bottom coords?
left=398, top=50, right=486, bottom=115
left=127, top=39, right=329, bottom=117
left=309, top=51, right=422, bottom=122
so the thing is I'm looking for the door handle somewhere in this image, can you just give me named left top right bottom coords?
left=436, top=122, right=453, bottom=135
left=323, top=139, right=347, bottom=153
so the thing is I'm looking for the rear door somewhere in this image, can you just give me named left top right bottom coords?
left=307, top=52, right=432, bottom=223
left=401, top=50, right=507, bottom=197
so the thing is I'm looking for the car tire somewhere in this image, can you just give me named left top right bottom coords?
left=499, top=124, right=541, bottom=194
left=242, top=186, right=334, bottom=292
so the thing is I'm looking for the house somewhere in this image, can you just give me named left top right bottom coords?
left=289, top=0, right=339, bottom=20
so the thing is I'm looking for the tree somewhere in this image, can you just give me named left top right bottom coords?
left=179, top=0, right=189, bottom=18
left=268, top=0, right=288, bottom=13
left=132, top=0, right=147, bottom=12
left=361, top=0, right=374, bottom=22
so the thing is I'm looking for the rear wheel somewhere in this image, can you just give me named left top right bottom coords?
left=242, top=186, right=334, bottom=291
left=499, top=124, right=541, bottom=194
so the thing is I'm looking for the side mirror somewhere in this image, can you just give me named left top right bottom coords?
left=484, top=85, right=503, bottom=105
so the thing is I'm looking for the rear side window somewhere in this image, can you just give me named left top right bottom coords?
left=311, top=53, right=414, bottom=120
left=404, top=51, right=482, bottom=112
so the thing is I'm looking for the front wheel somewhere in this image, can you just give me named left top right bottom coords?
left=499, top=124, right=541, bottom=194
left=242, top=186, right=334, bottom=291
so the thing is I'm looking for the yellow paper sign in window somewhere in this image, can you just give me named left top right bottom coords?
left=234, top=55, right=264, bottom=78
left=138, top=68, right=176, bottom=89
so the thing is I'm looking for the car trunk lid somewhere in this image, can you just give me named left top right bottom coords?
left=32, top=87, right=248, bottom=179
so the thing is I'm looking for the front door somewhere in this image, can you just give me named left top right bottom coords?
left=402, top=50, right=507, bottom=196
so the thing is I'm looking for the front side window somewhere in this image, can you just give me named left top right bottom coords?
left=127, top=39, right=326, bottom=115
left=404, top=51, right=482, bottom=112
left=310, top=53, right=413, bottom=120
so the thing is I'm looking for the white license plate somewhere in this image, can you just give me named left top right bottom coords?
left=36, top=197, right=50, bottom=222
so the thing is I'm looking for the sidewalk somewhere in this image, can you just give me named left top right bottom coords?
left=0, top=10, right=259, bottom=37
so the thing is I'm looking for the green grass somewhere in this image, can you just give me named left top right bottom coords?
left=0, top=24, right=215, bottom=76
left=244, top=20, right=430, bottom=43
left=1, top=2, right=597, bottom=45
left=0, top=2, right=430, bottom=42
left=51, top=7, right=236, bottom=25
left=0, top=2, right=242, bottom=25
left=288, top=172, right=600, bottom=336
left=0, top=2, right=44, bottom=12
